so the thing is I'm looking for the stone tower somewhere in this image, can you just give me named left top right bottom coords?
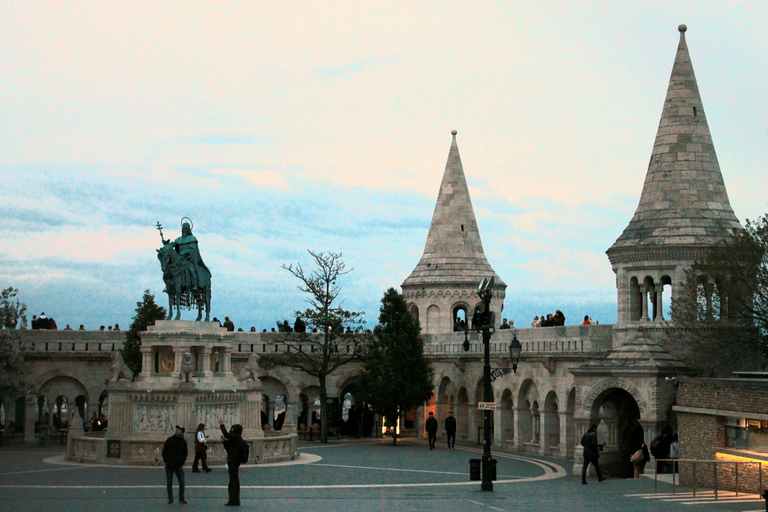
left=606, top=25, right=742, bottom=345
left=402, top=131, right=506, bottom=334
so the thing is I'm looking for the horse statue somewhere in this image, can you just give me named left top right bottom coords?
left=156, top=219, right=212, bottom=322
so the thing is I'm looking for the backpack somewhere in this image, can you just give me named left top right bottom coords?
left=239, top=440, right=249, bottom=464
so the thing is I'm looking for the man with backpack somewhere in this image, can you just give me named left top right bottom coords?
left=219, top=419, right=249, bottom=506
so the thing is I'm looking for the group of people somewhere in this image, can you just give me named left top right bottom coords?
left=531, top=310, right=566, bottom=327
left=162, top=419, right=249, bottom=506
left=424, top=411, right=458, bottom=450
left=580, top=420, right=679, bottom=484
left=27, top=312, right=58, bottom=330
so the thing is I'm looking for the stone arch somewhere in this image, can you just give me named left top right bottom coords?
left=585, top=381, right=643, bottom=478
left=408, top=303, right=419, bottom=324
left=437, top=376, right=454, bottom=423
left=659, top=274, right=673, bottom=321
left=542, top=390, right=560, bottom=455
left=629, top=276, right=641, bottom=321
left=451, top=302, right=470, bottom=332
left=456, top=387, right=469, bottom=440
left=517, top=379, right=538, bottom=450
left=500, top=388, right=514, bottom=447
left=261, top=376, right=288, bottom=431
left=426, top=305, right=440, bottom=334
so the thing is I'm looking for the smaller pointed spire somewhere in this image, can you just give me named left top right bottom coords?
left=403, top=131, right=504, bottom=287
left=608, top=24, right=741, bottom=259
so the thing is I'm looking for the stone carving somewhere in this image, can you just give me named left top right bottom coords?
left=193, top=403, right=240, bottom=429
left=156, top=219, right=212, bottom=322
left=133, top=404, right=176, bottom=432
left=111, top=351, right=131, bottom=382
left=180, top=351, right=195, bottom=382
left=237, top=353, right=261, bottom=381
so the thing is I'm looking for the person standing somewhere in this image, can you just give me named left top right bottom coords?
left=223, top=316, right=235, bottom=331
left=580, top=424, right=604, bottom=484
left=219, top=419, right=248, bottom=506
left=162, top=425, right=188, bottom=504
left=192, top=423, right=212, bottom=473
left=425, top=412, right=438, bottom=450
left=445, top=410, right=457, bottom=450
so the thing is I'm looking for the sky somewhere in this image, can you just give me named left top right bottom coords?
left=1, top=1, right=766, bottom=332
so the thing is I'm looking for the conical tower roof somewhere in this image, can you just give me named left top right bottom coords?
left=607, top=25, right=742, bottom=262
left=403, top=131, right=505, bottom=287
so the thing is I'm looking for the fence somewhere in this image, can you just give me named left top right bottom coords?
left=654, top=458, right=766, bottom=500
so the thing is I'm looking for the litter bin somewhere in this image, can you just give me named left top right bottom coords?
left=469, top=459, right=481, bottom=481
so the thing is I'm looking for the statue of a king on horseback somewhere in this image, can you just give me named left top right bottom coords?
left=156, top=218, right=212, bottom=321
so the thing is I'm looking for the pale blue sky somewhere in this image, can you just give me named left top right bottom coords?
left=1, top=2, right=765, bottom=331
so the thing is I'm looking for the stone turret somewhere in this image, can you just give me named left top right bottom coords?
left=402, top=131, right=506, bottom=333
left=607, top=25, right=742, bottom=342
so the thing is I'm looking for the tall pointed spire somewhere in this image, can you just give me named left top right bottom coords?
left=608, top=24, right=741, bottom=261
left=403, top=130, right=504, bottom=287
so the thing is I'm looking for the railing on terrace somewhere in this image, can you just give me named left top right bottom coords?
left=654, top=458, right=767, bottom=499
left=16, top=324, right=615, bottom=357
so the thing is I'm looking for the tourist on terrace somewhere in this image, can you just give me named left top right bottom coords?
left=65, top=324, right=72, bottom=330
left=113, top=324, right=121, bottom=331
left=582, top=315, right=591, bottom=325
left=78, top=325, right=85, bottom=330
left=553, top=310, right=565, bottom=326
left=223, top=316, right=235, bottom=331
left=500, top=318, right=511, bottom=329
left=531, top=316, right=541, bottom=327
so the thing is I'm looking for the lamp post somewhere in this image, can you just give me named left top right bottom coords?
left=464, top=276, right=523, bottom=492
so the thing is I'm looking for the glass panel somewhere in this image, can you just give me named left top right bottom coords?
left=746, top=420, right=768, bottom=453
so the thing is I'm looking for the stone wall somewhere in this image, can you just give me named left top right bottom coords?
left=675, top=377, right=768, bottom=494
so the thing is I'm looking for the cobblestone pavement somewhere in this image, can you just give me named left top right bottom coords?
left=1, top=439, right=765, bottom=512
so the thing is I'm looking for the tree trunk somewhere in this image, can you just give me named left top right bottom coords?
left=319, top=374, right=328, bottom=443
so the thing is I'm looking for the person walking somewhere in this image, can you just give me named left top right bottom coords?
left=580, top=424, right=604, bottom=484
left=445, top=410, right=457, bottom=450
left=219, top=419, right=248, bottom=506
left=425, top=412, right=438, bottom=450
left=192, top=423, right=212, bottom=473
left=162, top=425, right=188, bottom=504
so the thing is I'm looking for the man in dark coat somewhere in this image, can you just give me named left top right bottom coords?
left=445, top=410, right=457, bottom=450
left=580, top=424, right=604, bottom=484
left=162, top=425, right=188, bottom=504
left=425, top=412, right=438, bottom=450
left=220, top=419, right=248, bottom=506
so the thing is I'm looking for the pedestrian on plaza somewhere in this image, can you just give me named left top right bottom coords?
left=219, top=419, right=249, bottom=506
left=580, top=424, right=604, bottom=484
left=192, top=423, right=212, bottom=473
left=445, top=410, right=457, bottom=450
left=425, top=412, right=438, bottom=450
left=162, top=425, right=188, bottom=504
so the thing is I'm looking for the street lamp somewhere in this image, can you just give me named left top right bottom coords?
left=463, top=277, right=523, bottom=491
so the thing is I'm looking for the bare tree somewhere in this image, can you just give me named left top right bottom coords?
left=260, top=250, right=366, bottom=443
left=666, top=213, right=768, bottom=375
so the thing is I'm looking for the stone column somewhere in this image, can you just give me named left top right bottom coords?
left=531, top=408, right=537, bottom=443
left=282, top=397, right=298, bottom=435
left=222, top=348, right=233, bottom=376
left=467, top=400, right=477, bottom=445
left=24, top=395, right=37, bottom=444
left=640, top=286, right=650, bottom=321
left=176, top=393, right=195, bottom=436
left=172, top=348, right=183, bottom=380
left=201, top=346, right=213, bottom=378
left=493, top=406, right=503, bottom=447
left=655, top=289, right=664, bottom=321
left=560, top=410, right=574, bottom=458
left=512, top=406, right=522, bottom=451
left=138, top=347, right=153, bottom=380
left=241, top=384, right=264, bottom=438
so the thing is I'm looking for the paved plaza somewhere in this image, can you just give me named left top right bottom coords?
left=1, top=438, right=765, bottom=512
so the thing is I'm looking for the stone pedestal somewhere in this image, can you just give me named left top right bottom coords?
left=67, top=321, right=298, bottom=465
